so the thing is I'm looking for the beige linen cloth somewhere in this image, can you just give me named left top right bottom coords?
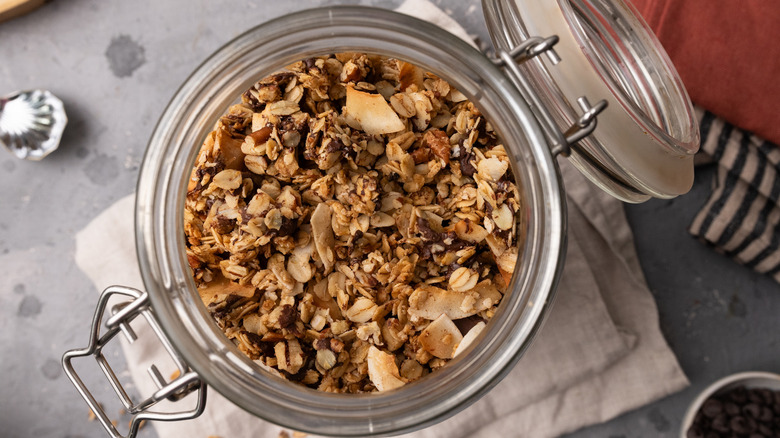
left=73, top=2, right=688, bottom=437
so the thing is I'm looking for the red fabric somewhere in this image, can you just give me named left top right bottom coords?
left=630, top=0, right=780, bottom=145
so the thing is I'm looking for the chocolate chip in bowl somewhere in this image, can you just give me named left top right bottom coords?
left=681, top=371, right=780, bottom=438
left=184, top=53, right=521, bottom=393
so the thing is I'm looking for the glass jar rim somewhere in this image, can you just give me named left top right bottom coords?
left=135, top=6, right=566, bottom=436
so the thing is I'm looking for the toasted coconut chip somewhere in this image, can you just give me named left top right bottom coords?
left=345, top=86, right=405, bottom=135
left=367, top=346, right=405, bottom=391
left=311, top=202, right=336, bottom=273
left=419, top=314, right=463, bottom=359
left=453, top=321, right=486, bottom=357
left=408, top=282, right=500, bottom=321
left=198, top=273, right=255, bottom=302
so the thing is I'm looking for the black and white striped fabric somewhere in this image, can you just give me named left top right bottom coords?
left=688, top=107, right=780, bottom=283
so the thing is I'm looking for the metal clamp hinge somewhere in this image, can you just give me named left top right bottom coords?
left=62, top=286, right=207, bottom=438
left=492, top=35, right=608, bottom=157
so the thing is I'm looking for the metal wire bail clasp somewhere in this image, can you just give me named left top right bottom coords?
left=62, top=286, right=207, bottom=438
left=493, top=35, right=608, bottom=157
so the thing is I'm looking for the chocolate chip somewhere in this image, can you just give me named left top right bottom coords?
left=245, top=332, right=274, bottom=357
left=759, top=406, right=774, bottom=422
left=730, top=416, right=749, bottom=434
left=725, top=402, right=741, bottom=416
left=416, top=217, right=438, bottom=241
left=459, top=149, right=476, bottom=177
left=745, top=403, right=762, bottom=419
left=749, top=389, right=765, bottom=404
left=702, top=399, right=723, bottom=418
left=278, top=304, right=298, bottom=330
left=711, top=413, right=730, bottom=433
left=276, top=216, right=298, bottom=237
left=314, top=338, right=331, bottom=351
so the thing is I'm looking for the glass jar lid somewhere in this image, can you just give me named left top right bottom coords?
left=483, top=0, right=700, bottom=202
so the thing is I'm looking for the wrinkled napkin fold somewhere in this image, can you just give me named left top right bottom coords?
left=73, top=2, right=688, bottom=437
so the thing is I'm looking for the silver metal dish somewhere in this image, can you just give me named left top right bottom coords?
left=0, top=89, right=67, bottom=160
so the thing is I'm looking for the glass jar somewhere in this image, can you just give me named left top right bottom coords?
left=63, top=2, right=698, bottom=437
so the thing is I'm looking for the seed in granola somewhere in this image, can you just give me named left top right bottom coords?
left=316, top=349, right=337, bottom=370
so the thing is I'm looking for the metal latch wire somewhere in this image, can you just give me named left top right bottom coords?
left=62, top=286, right=207, bottom=438
left=493, top=35, right=608, bottom=157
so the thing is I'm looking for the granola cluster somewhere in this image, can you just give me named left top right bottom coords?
left=184, top=53, right=523, bottom=393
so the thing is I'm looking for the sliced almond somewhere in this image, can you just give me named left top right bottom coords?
left=370, top=211, right=395, bottom=228
left=345, top=297, right=377, bottom=323
left=381, top=318, right=407, bottom=352
left=268, top=253, right=296, bottom=292
left=345, top=86, right=405, bottom=135
left=477, top=157, right=508, bottom=182
left=451, top=219, right=488, bottom=243
left=310, top=203, right=336, bottom=273
left=492, top=204, right=514, bottom=231
left=367, top=346, right=405, bottom=392
left=453, top=321, right=486, bottom=357
left=287, top=241, right=314, bottom=283
left=316, top=349, right=337, bottom=370
left=496, top=248, right=518, bottom=286
left=419, top=314, right=463, bottom=359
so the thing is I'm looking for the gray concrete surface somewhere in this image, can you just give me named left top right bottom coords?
left=0, top=1, right=777, bottom=437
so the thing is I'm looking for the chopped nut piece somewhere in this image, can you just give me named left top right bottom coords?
left=316, top=349, right=337, bottom=370
left=424, top=129, right=451, bottom=164
left=492, top=204, right=514, bottom=231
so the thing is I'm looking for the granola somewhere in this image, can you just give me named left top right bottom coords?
left=184, top=53, right=523, bottom=393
